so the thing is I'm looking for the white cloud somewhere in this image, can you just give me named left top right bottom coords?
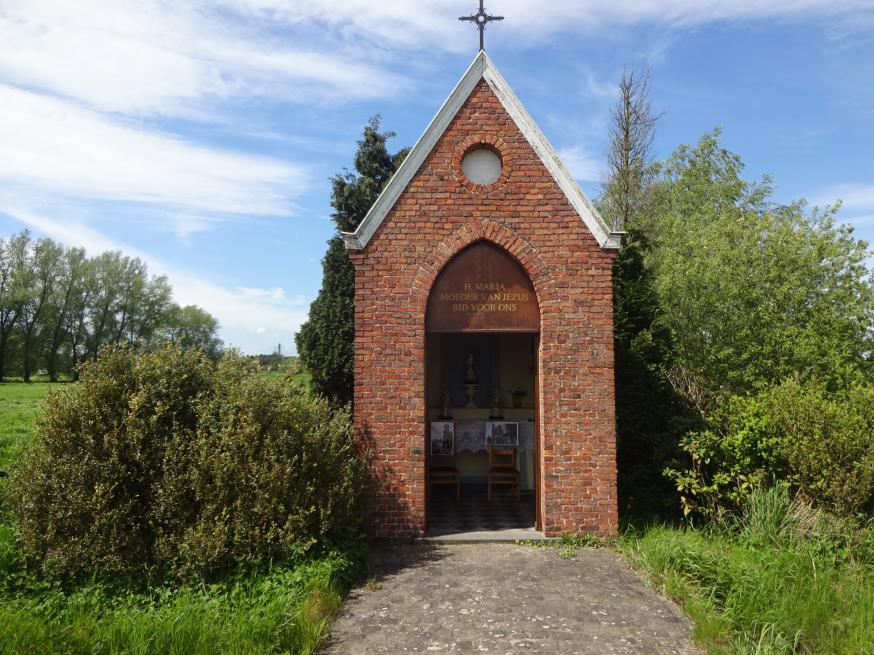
left=3, top=0, right=865, bottom=119
left=821, top=183, right=874, bottom=211
left=557, top=146, right=602, bottom=182
left=3, top=206, right=308, bottom=353
left=0, top=85, right=308, bottom=215
left=0, top=0, right=406, bottom=116
left=216, top=0, right=874, bottom=51
left=814, top=184, right=874, bottom=264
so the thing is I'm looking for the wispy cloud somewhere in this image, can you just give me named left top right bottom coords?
left=814, top=183, right=874, bottom=243
left=816, top=182, right=874, bottom=218
left=556, top=146, right=603, bottom=182
left=215, top=0, right=874, bottom=51
left=0, top=84, right=308, bottom=215
left=0, top=0, right=407, bottom=117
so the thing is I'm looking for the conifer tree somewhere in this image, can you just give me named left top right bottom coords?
left=602, top=69, right=687, bottom=518
left=296, top=117, right=407, bottom=405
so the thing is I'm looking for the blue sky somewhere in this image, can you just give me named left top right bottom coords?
left=1, top=1, right=872, bottom=354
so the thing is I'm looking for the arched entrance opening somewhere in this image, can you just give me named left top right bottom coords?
left=424, top=241, right=542, bottom=536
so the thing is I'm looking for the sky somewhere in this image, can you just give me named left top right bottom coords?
left=0, top=0, right=872, bottom=354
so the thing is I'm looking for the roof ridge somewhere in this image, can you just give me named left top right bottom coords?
left=342, top=52, right=620, bottom=250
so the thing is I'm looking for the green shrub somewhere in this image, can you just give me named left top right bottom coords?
left=667, top=377, right=874, bottom=517
left=7, top=346, right=366, bottom=580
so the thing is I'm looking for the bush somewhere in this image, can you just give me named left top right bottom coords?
left=667, top=377, right=874, bottom=517
left=7, top=346, right=366, bottom=580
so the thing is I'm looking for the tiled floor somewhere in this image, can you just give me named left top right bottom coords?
left=428, top=484, right=536, bottom=536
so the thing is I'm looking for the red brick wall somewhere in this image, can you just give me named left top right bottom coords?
left=350, top=80, right=618, bottom=538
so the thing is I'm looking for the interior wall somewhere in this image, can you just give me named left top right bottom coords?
left=426, top=332, right=537, bottom=488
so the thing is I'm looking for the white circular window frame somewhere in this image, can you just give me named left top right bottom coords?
left=461, top=148, right=503, bottom=186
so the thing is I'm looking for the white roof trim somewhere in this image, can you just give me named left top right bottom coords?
left=342, top=51, right=621, bottom=251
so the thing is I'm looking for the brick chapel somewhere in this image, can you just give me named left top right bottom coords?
left=342, top=52, right=621, bottom=539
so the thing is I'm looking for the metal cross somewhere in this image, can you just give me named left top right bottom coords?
left=458, top=1, right=504, bottom=52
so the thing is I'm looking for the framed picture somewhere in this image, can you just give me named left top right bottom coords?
left=430, top=421, right=455, bottom=455
left=455, top=421, right=485, bottom=453
left=485, top=421, right=519, bottom=447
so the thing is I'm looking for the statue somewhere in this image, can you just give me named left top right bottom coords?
left=439, top=389, right=452, bottom=419
left=489, top=387, right=504, bottom=419
left=464, top=352, right=478, bottom=383
left=464, top=352, right=479, bottom=408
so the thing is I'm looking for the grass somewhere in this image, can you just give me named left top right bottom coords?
left=619, top=488, right=874, bottom=654
left=0, top=381, right=59, bottom=471
left=0, top=544, right=361, bottom=655
left=0, top=380, right=360, bottom=654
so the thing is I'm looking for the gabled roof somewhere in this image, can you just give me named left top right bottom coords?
left=342, top=51, right=621, bottom=251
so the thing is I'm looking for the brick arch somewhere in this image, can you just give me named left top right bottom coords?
left=410, top=219, right=554, bottom=318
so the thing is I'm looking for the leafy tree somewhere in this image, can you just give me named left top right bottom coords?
left=67, top=257, right=97, bottom=378
left=0, top=232, right=30, bottom=381
left=0, top=230, right=222, bottom=379
left=162, top=304, right=223, bottom=358
left=644, top=131, right=874, bottom=517
left=296, top=117, right=408, bottom=405
left=86, top=251, right=124, bottom=360
left=649, top=131, right=873, bottom=411
left=44, top=247, right=87, bottom=381
left=20, top=238, right=64, bottom=381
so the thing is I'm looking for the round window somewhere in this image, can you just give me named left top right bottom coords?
left=461, top=147, right=502, bottom=185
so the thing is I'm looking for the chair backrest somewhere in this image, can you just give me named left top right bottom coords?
left=488, top=447, right=517, bottom=468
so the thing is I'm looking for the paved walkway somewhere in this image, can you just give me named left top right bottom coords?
left=324, top=543, right=701, bottom=654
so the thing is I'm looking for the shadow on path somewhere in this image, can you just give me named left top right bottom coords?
left=325, top=543, right=702, bottom=654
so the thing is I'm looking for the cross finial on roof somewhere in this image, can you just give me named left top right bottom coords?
left=458, top=1, right=504, bottom=52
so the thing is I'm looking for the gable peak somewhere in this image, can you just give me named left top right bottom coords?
left=342, top=52, right=621, bottom=251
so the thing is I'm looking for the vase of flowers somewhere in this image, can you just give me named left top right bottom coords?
left=510, top=386, right=526, bottom=408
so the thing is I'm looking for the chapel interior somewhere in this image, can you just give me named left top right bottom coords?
left=426, top=332, right=537, bottom=534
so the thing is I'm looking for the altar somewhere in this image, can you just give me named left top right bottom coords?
left=431, top=420, right=536, bottom=453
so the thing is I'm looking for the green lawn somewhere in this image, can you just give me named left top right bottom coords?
left=0, top=380, right=360, bottom=655
left=0, top=382, right=57, bottom=472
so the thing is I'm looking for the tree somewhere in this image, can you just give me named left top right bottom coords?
left=0, top=232, right=30, bottom=381
left=44, top=247, right=86, bottom=382
left=86, top=251, right=124, bottom=360
left=296, top=117, right=408, bottom=405
left=161, top=304, right=222, bottom=358
left=649, top=131, right=874, bottom=410
left=0, top=230, right=223, bottom=379
left=66, top=257, right=96, bottom=379
left=602, top=68, right=686, bottom=518
left=603, top=69, right=660, bottom=233
left=20, top=238, right=64, bottom=381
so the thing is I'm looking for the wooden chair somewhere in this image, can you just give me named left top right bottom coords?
left=430, top=465, right=460, bottom=500
left=487, top=447, right=520, bottom=501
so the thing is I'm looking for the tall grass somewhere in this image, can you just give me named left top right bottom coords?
left=622, top=488, right=874, bottom=654
left=0, top=545, right=361, bottom=655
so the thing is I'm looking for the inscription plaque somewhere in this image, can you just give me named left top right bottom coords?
left=426, top=241, right=539, bottom=332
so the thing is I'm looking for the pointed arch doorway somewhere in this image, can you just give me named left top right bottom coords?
left=424, top=241, right=542, bottom=536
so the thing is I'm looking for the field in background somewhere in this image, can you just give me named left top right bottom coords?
left=0, top=382, right=57, bottom=472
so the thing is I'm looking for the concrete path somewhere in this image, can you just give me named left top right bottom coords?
left=324, top=543, right=702, bottom=654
